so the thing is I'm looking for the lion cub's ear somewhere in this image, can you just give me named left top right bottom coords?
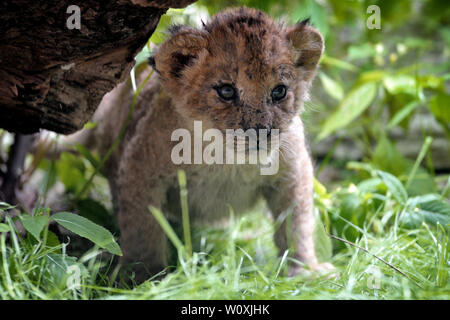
left=152, top=27, right=207, bottom=84
left=286, top=20, right=324, bottom=82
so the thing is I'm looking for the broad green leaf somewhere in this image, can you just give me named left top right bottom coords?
left=417, top=75, right=443, bottom=90
left=134, top=42, right=151, bottom=69
left=21, top=215, right=49, bottom=240
left=408, top=194, right=442, bottom=208
left=387, top=100, right=420, bottom=129
left=402, top=200, right=450, bottom=229
left=56, top=152, right=86, bottom=193
left=51, top=212, right=122, bottom=256
left=321, top=55, right=359, bottom=72
left=418, top=200, right=450, bottom=226
left=338, top=193, right=365, bottom=241
left=406, top=171, right=437, bottom=197
left=131, top=41, right=153, bottom=92
left=348, top=43, right=376, bottom=60
left=383, top=74, right=417, bottom=96
left=0, top=223, right=11, bottom=232
left=46, top=253, right=86, bottom=288
left=357, top=177, right=383, bottom=193
left=313, top=214, right=332, bottom=262
left=46, top=231, right=61, bottom=248
left=319, top=72, right=344, bottom=101
left=292, top=0, right=328, bottom=38
left=429, top=93, right=450, bottom=123
left=356, top=70, right=387, bottom=86
left=76, top=198, right=114, bottom=231
left=83, top=122, right=98, bottom=130
left=404, top=37, right=431, bottom=49
left=317, top=82, right=377, bottom=140
left=346, top=161, right=374, bottom=173
left=372, top=136, right=409, bottom=176
left=314, top=178, right=328, bottom=197
left=377, top=170, right=408, bottom=204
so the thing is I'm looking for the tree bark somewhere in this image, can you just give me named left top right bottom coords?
left=0, top=0, right=196, bottom=134
left=0, top=134, right=35, bottom=203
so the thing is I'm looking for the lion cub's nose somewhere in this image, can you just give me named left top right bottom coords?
left=255, top=124, right=271, bottom=137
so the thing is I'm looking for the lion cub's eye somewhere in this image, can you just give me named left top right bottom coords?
left=216, top=84, right=236, bottom=100
left=271, top=85, right=287, bottom=102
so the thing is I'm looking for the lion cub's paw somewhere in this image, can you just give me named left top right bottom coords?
left=288, top=262, right=338, bottom=279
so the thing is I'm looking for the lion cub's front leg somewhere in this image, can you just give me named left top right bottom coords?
left=264, top=142, right=333, bottom=276
left=116, top=141, right=170, bottom=284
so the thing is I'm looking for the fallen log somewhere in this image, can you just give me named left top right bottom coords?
left=0, top=0, right=196, bottom=134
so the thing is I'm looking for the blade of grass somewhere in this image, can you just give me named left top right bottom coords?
left=405, top=136, right=433, bottom=189
left=178, top=170, right=192, bottom=258
left=238, top=247, right=269, bottom=285
left=436, top=224, right=448, bottom=287
left=327, top=232, right=424, bottom=289
left=148, top=206, right=184, bottom=254
left=1, top=233, right=16, bottom=299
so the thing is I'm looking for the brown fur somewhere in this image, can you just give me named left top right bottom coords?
left=65, top=7, right=333, bottom=283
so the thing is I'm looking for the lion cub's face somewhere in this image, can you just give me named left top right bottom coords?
left=152, top=7, right=324, bottom=135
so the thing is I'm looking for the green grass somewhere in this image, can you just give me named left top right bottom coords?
left=1, top=170, right=448, bottom=299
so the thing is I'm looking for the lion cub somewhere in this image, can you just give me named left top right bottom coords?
left=66, top=7, right=333, bottom=282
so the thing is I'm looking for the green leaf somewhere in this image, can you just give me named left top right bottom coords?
left=406, top=171, right=437, bottom=197
left=292, top=0, right=328, bottom=38
left=372, top=136, right=409, bottom=176
left=429, top=93, right=450, bottom=123
left=313, top=214, right=332, bottom=262
left=321, top=55, right=358, bottom=72
left=319, top=72, right=344, bottom=101
left=51, top=212, right=122, bottom=256
left=417, top=75, right=443, bottom=90
left=377, top=170, right=408, bottom=204
left=46, top=253, right=86, bottom=288
left=418, top=200, right=450, bottom=226
left=21, top=215, right=49, bottom=240
left=0, top=223, right=11, bottom=232
left=83, top=122, right=98, bottom=130
left=45, top=231, right=61, bottom=248
left=317, top=82, right=377, bottom=140
left=387, top=100, right=420, bottom=129
left=56, top=152, right=86, bottom=193
left=356, top=70, right=387, bottom=86
left=339, top=193, right=365, bottom=241
left=408, top=194, right=442, bottom=207
left=348, top=43, right=376, bottom=60
left=383, top=74, right=417, bottom=96
left=357, top=177, right=383, bottom=193
left=76, top=198, right=114, bottom=231
left=134, top=42, right=151, bottom=69
left=402, top=199, right=450, bottom=229
left=314, top=178, right=328, bottom=197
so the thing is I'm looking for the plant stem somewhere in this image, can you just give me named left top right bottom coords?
left=178, top=170, right=192, bottom=258
left=405, top=136, right=433, bottom=188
